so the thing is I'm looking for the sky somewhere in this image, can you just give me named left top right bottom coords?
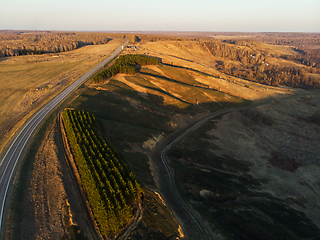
left=1, top=0, right=319, bottom=32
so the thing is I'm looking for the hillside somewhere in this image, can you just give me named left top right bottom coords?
left=132, top=38, right=320, bottom=89
left=167, top=92, right=320, bottom=239
left=3, top=33, right=320, bottom=240
left=79, top=37, right=320, bottom=239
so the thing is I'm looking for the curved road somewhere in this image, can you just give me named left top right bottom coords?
left=0, top=39, right=128, bottom=236
left=156, top=108, right=237, bottom=240
left=156, top=89, right=319, bottom=239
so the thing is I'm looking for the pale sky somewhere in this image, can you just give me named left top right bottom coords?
left=1, top=0, right=319, bottom=32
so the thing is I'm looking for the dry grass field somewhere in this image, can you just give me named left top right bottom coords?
left=3, top=33, right=320, bottom=240
left=0, top=38, right=124, bottom=153
left=168, top=92, right=320, bottom=239
left=131, top=40, right=306, bottom=100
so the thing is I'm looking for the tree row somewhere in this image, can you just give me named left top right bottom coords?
left=63, top=109, right=142, bottom=236
left=92, top=54, right=159, bottom=83
left=0, top=31, right=125, bottom=57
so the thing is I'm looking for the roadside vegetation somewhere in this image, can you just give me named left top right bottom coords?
left=63, top=109, right=142, bottom=237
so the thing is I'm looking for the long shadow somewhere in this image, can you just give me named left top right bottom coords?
left=140, top=84, right=191, bottom=105
left=166, top=54, right=196, bottom=64
left=0, top=57, right=8, bottom=63
left=140, top=71, right=215, bottom=91
left=161, top=63, right=220, bottom=79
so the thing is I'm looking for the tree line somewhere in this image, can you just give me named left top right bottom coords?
left=204, top=40, right=320, bottom=89
left=63, top=109, right=142, bottom=237
left=281, top=49, right=320, bottom=69
left=92, top=54, right=159, bottom=83
left=0, top=31, right=124, bottom=57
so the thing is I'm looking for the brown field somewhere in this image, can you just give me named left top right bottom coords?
left=130, top=40, right=308, bottom=100
left=5, top=119, right=98, bottom=240
left=0, top=38, right=124, bottom=154
left=168, top=91, right=320, bottom=239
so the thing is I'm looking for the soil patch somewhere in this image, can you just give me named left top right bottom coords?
left=5, top=119, right=100, bottom=240
left=268, top=151, right=302, bottom=172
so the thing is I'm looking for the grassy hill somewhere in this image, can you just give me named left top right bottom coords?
left=69, top=63, right=248, bottom=188
left=3, top=33, right=320, bottom=240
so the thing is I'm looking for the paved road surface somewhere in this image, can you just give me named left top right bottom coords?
left=0, top=39, right=128, bottom=237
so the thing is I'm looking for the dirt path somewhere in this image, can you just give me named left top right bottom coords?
left=153, top=108, right=238, bottom=240
left=151, top=90, right=318, bottom=239
left=4, top=118, right=102, bottom=240
left=118, top=203, right=143, bottom=240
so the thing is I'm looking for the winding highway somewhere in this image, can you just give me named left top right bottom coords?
left=0, top=39, right=128, bottom=237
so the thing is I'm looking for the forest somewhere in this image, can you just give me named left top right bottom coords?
left=62, top=109, right=142, bottom=237
left=204, top=40, right=320, bottom=89
left=92, top=54, right=159, bottom=83
left=0, top=31, right=124, bottom=57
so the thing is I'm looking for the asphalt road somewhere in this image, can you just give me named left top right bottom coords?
left=0, top=39, right=128, bottom=236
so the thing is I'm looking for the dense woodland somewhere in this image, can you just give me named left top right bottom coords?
left=257, top=33, right=320, bottom=47
left=92, top=54, right=159, bottom=82
left=204, top=40, right=320, bottom=89
left=0, top=31, right=124, bottom=57
left=281, top=49, right=320, bottom=69
left=254, top=33, right=320, bottom=70
left=63, top=109, right=142, bottom=237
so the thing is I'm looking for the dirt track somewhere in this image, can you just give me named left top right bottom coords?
left=4, top=118, right=101, bottom=240
left=151, top=90, right=320, bottom=239
left=152, top=108, right=238, bottom=239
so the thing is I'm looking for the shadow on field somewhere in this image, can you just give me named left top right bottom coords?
left=161, top=62, right=220, bottom=78
left=67, top=84, right=248, bottom=189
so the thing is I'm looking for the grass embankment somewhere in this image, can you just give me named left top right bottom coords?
left=63, top=109, right=142, bottom=237
left=129, top=189, right=182, bottom=239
